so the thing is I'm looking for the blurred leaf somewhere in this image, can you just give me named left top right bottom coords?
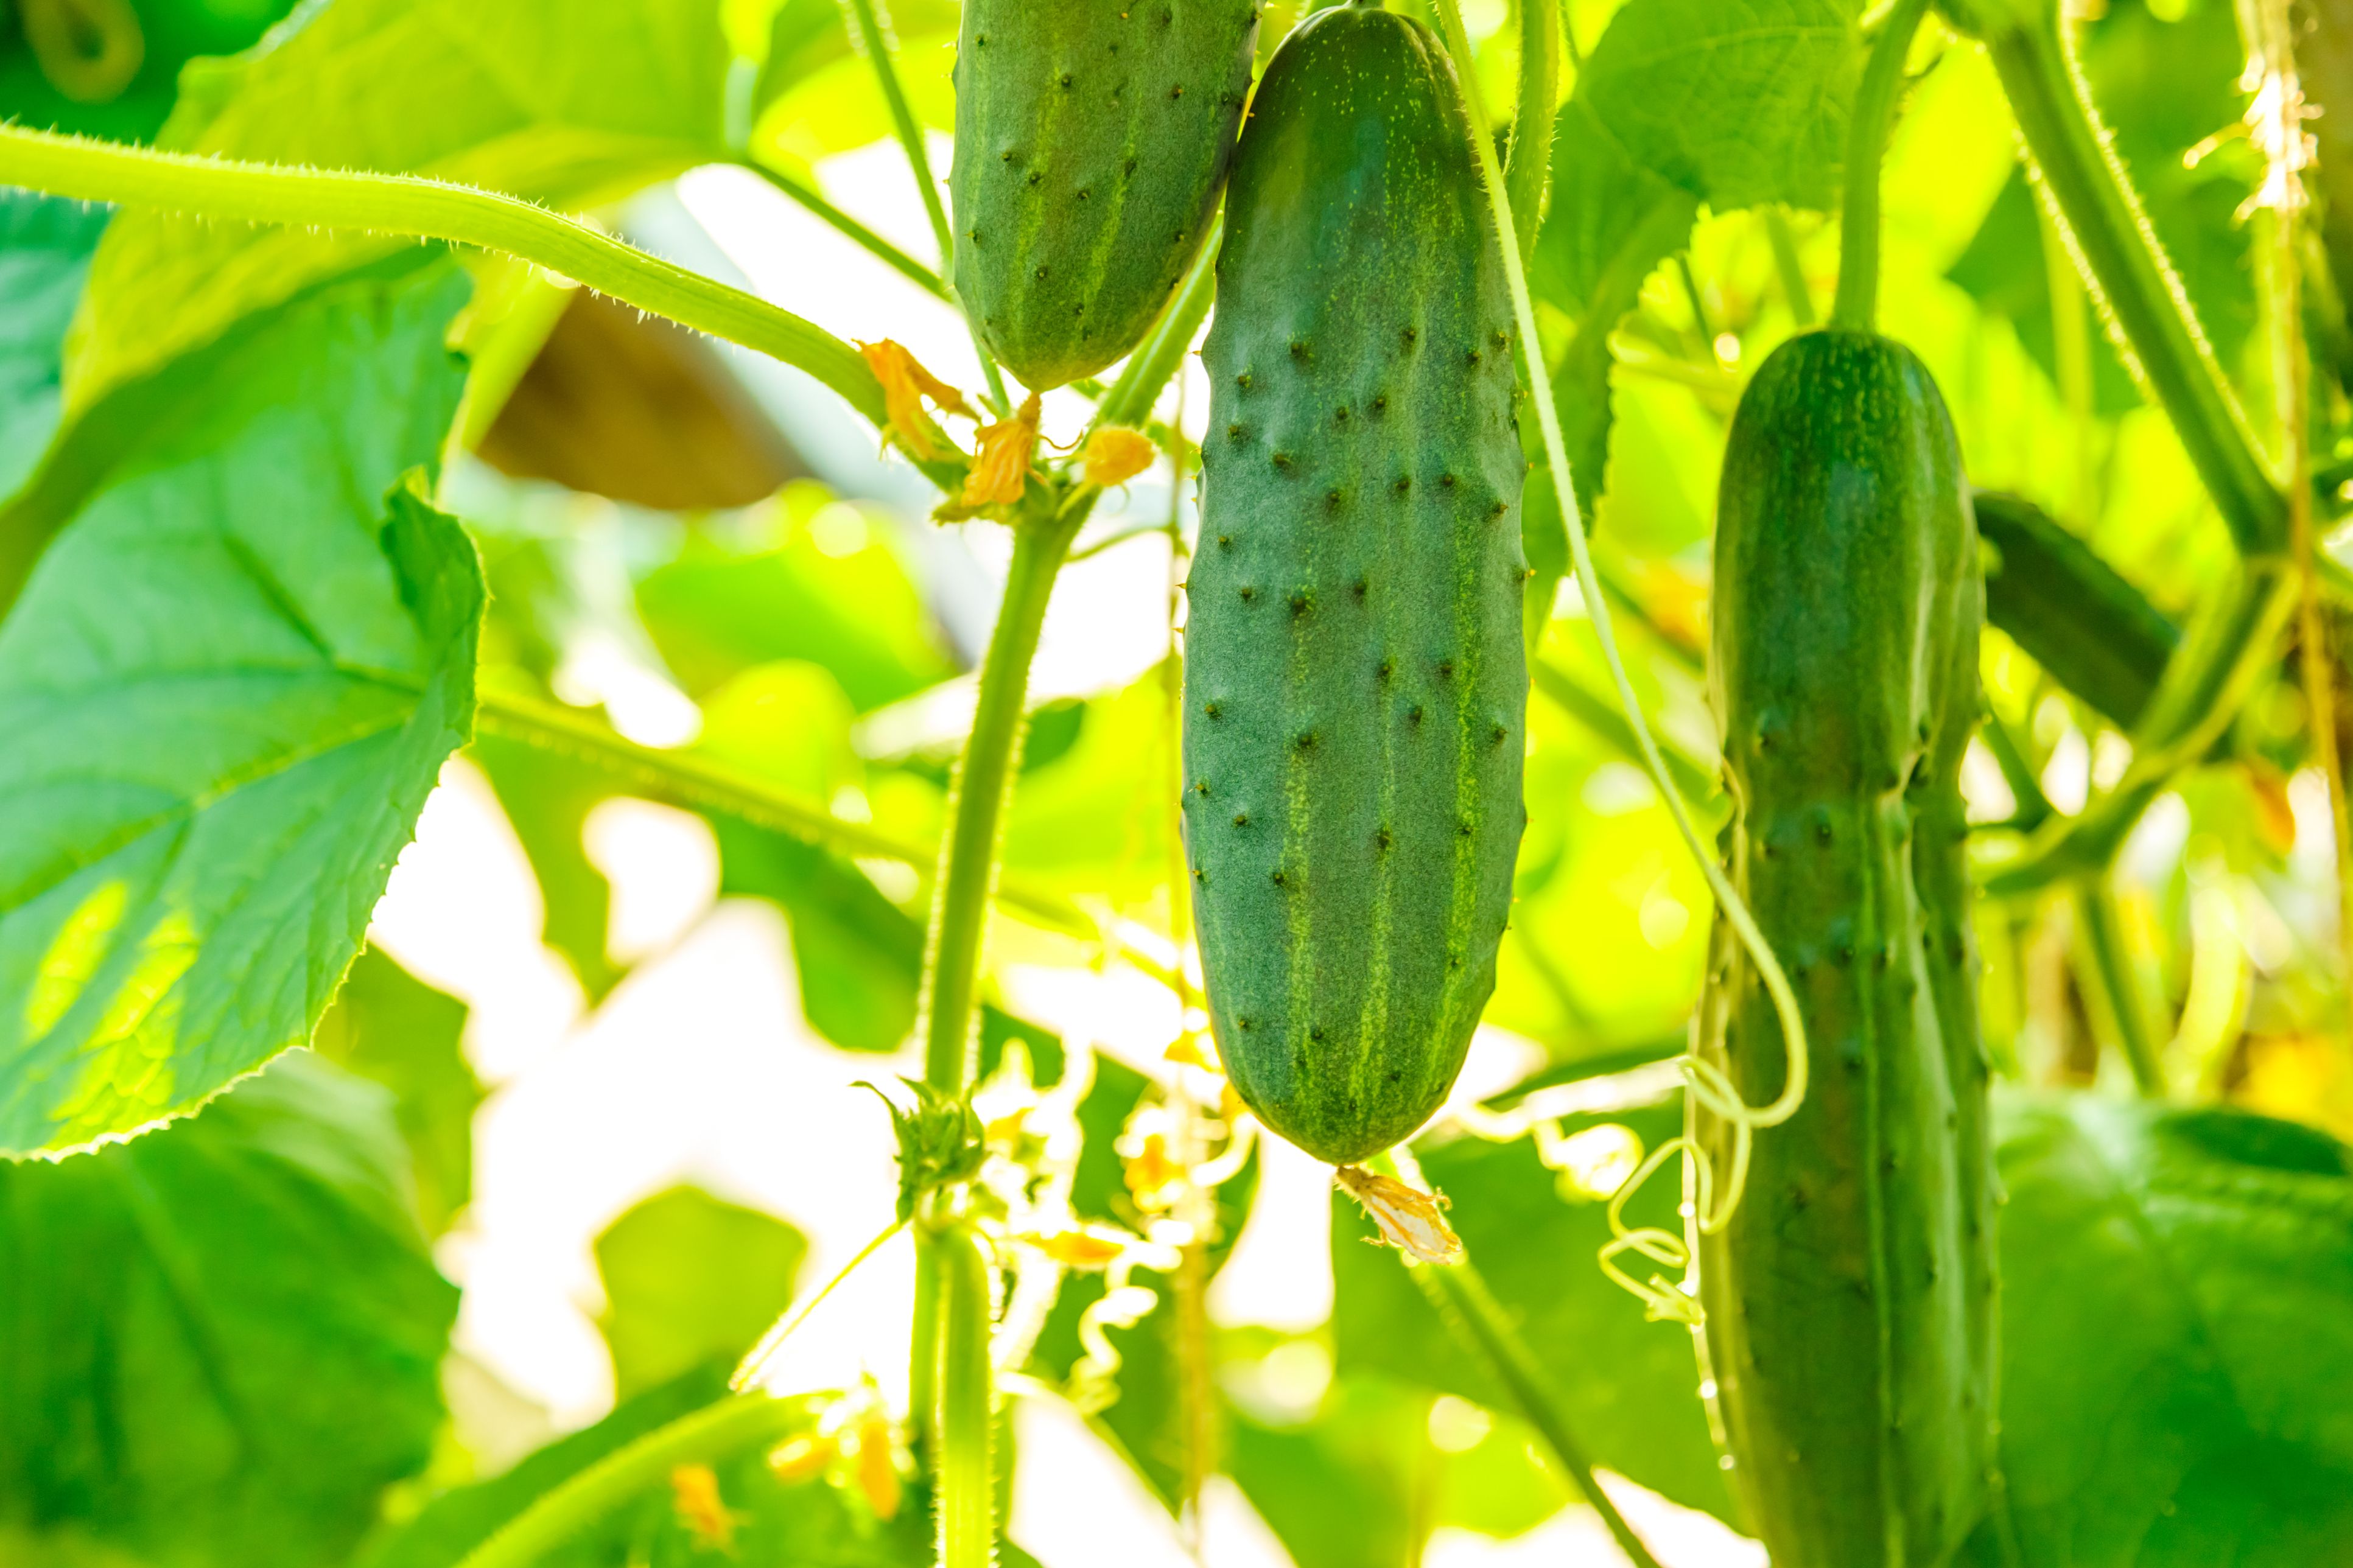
left=0, top=262, right=479, bottom=1155
left=0, top=1052, right=455, bottom=1568
left=313, top=946, right=482, bottom=1236
left=751, top=0, right=957, bottom=118
left=636, top=498, right=954, bottom=712
left=1331, top=1105, right=1737, bottom=1522
left=69, top=0, right=732, bottom=411
left=1991, top=1094, right=2353, bottom=1566
left=472, top=735, right=627, bottom=1002
left=0, top=191, right=109, bottom=501
left=0, top=0, right=303, bottom=144
left=594, top=1186, right=807, bottom=1399
left=1948, top=170, right=2142, bottom=416
left=1534, top=0, right=1857, bottom=527
left=999, top=666, right=1178, bottom=903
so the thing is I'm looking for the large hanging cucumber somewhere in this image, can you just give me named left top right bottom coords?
left=1182, top=3, right=1527, bottom=1168
left=949, top=0, right=1258, bottom=391
left=1697, top=328, right=1996, bottom=1566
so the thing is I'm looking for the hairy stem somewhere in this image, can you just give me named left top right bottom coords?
left=1504, top=0, right=1562, bottom=270
left=917, top=510, right=1087, bottom=1090
left=471, top=688, right=1090, bottom=937
left=454, top=1394, right=801, bottom=1568
left=0, top=124, right=885, bottom=425
left=934, top=1223, right=997, bottom=1568
left=742, top=159, right=950, bottom=300
left=1830, top=0, right=1930, bottom=334
left=839, top=0, right=1009, bottom=408
left=1976, top=14, right=2284, bottom=555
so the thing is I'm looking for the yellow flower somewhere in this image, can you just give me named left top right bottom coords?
left=765, top=1432, right=834, bottom=1484
left=1081, top=425, right=1157, bottom=488
left=851, top=1407, right=903, bottom=1520
left=960, top=393, right=1043, bottom=507
left=1334, top=1163, right=1464, bottom=1265
left=668, top=1463, right=744, bottom=1550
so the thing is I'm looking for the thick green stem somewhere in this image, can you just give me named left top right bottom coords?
left=2072, top=878, right=2167, bottom=1093
left=471, top=689, right=1090, bottom=938
left=1504, top=0, right=1562, bottom=270
left=917, top=511, right=1085, bottom=1090
left=0, top=124, right=885, bottom=425
left=933, top=1223, right=996, bottom=1568
left=1974, top=14, right=2284, bottom=555
left=839, top=0, right=1009, bottom=408
left=742, top=159, right=950, bottom=300
left=1830, top=0, right=1930, bottom=333
left=453, top=1394, right=801, bottom=1568
left=909, top=1230, right=941, bottom=1453
left=1764, top=206, right=1816, bottom=328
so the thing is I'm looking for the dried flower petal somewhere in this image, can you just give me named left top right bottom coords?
left=1082, top=425, right=1157, bottom=488
left=961, top=392, right=1043, bottom=507
left=858, top=338, right=967, bottom=461
left=1334, top=1163, right=1464, bottom=1265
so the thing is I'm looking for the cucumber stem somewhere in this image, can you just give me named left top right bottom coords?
left=1977, top=13, right=2284, bottom=556
left=933, top=1223, right=997, bottom=1568
left=469, top=688, right=1091, bottom=938
left=740, top=159, right=952, bottom=301
left=452, top=1393, right=804, bottom=1568
left=2072, top=878, right=2167, bottom=1094
left=840, top=0, right=1012, bottom=411
left=1376, top=1150, right=1666, bottom=1568
left=0, top=122, right=885, bottom=425
left=1829, top=0, right=1930, bottom=334
left=1763, top=206, right=1816, bottom=328
left=1432, top=0, right=1810, bottom=1270
left=1096, top=213, right=1222, bottom=433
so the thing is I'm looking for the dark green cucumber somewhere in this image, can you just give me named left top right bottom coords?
left=1182, top=4, right=1527, bottom=1168
left=1974, top=489, right=2177, bottom=729
left=949, top=0, right=1257, bottom=390
left=1698, top=329, right=1996, bottom=1566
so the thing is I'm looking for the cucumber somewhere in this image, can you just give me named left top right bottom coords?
left=1974, top=489, right=2177, bottom=729
left=949, top=0, right=1258, bottom=391
left=1182, top=3, right=1527, bottom=1168
left=1697, top=329, right=1996, bottom=1566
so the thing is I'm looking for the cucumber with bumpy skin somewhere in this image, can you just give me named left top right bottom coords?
left=1182, top=3, right=1527, bottom=1168
left=949, top=0, right=1257, bottom=391
left=1698, top=328, right=1996, bottom=1567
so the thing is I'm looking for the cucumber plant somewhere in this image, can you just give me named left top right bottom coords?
left=0, top=0, right=2349, bottom=1566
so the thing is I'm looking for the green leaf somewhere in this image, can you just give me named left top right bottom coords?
left=68, top=0, right=732, bottom=412
left=1991, top=1094, right=2353, bottom=1566
left=1532, top=0, right=1857, bottom=525
left=0, top=191, right=108, bottom=502
left=1329, top=1108, right=1739, bottom=1522
left=0, top=1050, right=456, bottom=1568
left=312, top=945, right=483, bottom=1237
left=594, top=1185, right=808, bottom=1400
left=0, top=261, right=480, bottom=1155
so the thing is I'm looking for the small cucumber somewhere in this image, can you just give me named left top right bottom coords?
left=1698, top=329, right=1996, bottom=1566
left=1182, top=4, right=1527, bottom=1167
left=949, top=0, right=1258, bottom=391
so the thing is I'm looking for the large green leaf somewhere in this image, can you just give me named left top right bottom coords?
left=68, top=0, right=732, bottom=411
left=594, top=1185, right=807, bottom=1400
left=313, top=945, right=482, bottom=1236
left=0, top=191, right=109, bottom=502
left=1990, top=1095, right=2353, bottom=1566
left=1533, top=0, right=1859, bottom=529
left=0, top=1051, right=456, bottom=1568
left=0, top=261, right=480, bottom=1155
